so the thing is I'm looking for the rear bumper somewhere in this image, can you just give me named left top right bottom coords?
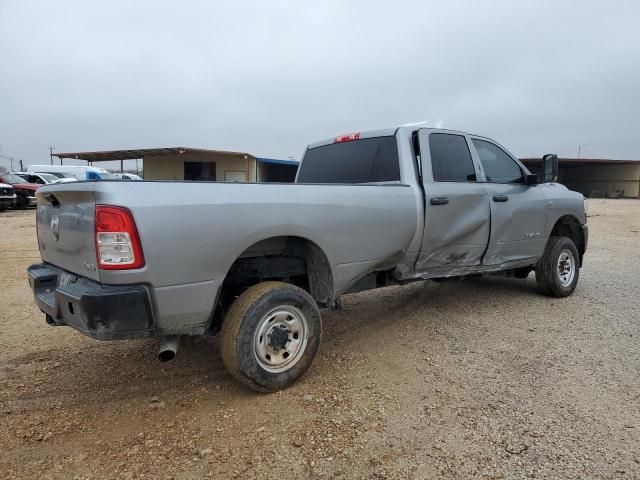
left=27, top=263, right=154, bottom=340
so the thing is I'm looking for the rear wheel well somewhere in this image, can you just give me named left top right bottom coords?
left=209, top=236, right=333, bottom=332
left=549, top=215, right=585, bottom=265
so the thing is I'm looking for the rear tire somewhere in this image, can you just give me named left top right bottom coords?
left=535, top=236, right=580, bottom=297
left=220, top=281, right=322, bottom=392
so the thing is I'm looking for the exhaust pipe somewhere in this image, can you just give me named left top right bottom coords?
left=158, top=335, right=181, bottom=362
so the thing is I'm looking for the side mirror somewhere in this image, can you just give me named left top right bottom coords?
left=541, top=153, right=558, bottom=183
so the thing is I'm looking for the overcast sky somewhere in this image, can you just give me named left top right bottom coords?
left=1, top=0, right=639, bottom=172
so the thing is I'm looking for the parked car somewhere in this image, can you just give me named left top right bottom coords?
left=11, top=172, right=76, bottom=185
left=28, top=126, right=587, bottom=392
left=27, top=165, right=115, bottom=181
left=0, top=173, right=39, bottom=209
left=113, top=173, right=143, bottom=180
left=40, top=172, right=76, bottom=180
left=0, top=182, right=16, bottom=211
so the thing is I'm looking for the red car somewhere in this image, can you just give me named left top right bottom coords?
left=0, top=173, right=39, bottom=209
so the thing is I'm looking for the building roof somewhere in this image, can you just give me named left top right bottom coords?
left=521, top=157, right=640, bottom=167
left=52, top=147, right=254, bottom=162
left=256, top=157, right=299, bottom=166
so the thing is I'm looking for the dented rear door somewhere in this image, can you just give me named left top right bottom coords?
left=415, top=130, right=491, bottom=274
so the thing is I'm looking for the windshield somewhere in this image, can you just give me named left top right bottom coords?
left=2, top=174, right=28, bottom=184
left=98, top=171, right=116, bottom=179
left=38, top=173, right=59, bottom=183
left=120, top=173, right=141, bottom=180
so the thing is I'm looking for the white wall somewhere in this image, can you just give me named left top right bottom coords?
left=143, top=152, right=256, bottom=181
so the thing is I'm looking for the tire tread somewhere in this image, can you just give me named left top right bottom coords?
left=535, top=236, right=579, bottom=297
left=220, top=281, right=301, bottom=392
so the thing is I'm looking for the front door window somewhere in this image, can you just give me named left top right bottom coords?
left=472, top=139, right=523, bottom=183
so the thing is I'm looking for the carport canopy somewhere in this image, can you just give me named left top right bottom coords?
left=53, top=147, right=252, bottom=162
left=52, top=147, right=253, bottom=172
left=51, top=147, right=253, bottom=176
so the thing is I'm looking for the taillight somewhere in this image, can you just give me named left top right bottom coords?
left=95, top=205, right=145, bottom=270
left=334, top=132, right=360, bottom=143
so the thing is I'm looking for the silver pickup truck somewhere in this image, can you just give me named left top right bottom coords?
left=28, top=126, right=587, bottom=392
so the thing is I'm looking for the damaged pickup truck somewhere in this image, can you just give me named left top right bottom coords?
left=28, top=126, right=587, bottom=392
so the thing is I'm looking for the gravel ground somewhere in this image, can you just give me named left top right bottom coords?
left=0, top=200, right=639, bottom=479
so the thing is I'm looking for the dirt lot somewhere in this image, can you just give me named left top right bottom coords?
left=1, top=200, right=639, bottom=479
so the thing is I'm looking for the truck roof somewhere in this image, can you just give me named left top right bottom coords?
left=307, top=125, right=485, bottom=150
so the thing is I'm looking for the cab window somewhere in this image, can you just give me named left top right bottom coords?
left=472, top=139, right=523, bottom=183
left=429, top=133, right=477, bottom=182
left=297, top=136, right=400, bottom=184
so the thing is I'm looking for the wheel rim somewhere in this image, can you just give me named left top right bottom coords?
left=253, top=306, right=308, bottom=373
left=556, top=249, right=576, bottom=287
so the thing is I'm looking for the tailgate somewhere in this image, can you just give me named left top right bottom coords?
left=36, top=183, right=100, bottom=281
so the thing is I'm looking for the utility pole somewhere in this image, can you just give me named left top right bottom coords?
left=49, top=145, right=54, bottom=165
left=19, top=159, right=23, bottom=171
left=577, top=143, right=592, bottom=159
left=0, top=149, right=18, bottom=172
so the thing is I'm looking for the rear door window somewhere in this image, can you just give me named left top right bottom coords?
left=429, top=133, right=477, bottom=182
left=472, top=139, right=523, bottom=183
left=297, top=136, right=400, bottom=183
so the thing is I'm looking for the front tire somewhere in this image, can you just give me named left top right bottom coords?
left=535, top=236, right=580, bottom=297
left=220, top=281, right=322, bottom=392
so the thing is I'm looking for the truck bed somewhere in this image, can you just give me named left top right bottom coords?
left=35, top=180, right=420, bottom=333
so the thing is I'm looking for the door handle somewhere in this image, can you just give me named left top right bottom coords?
left=493, top=195, right=509, bottom=202
left=430, top=197, right=449, bottom=205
